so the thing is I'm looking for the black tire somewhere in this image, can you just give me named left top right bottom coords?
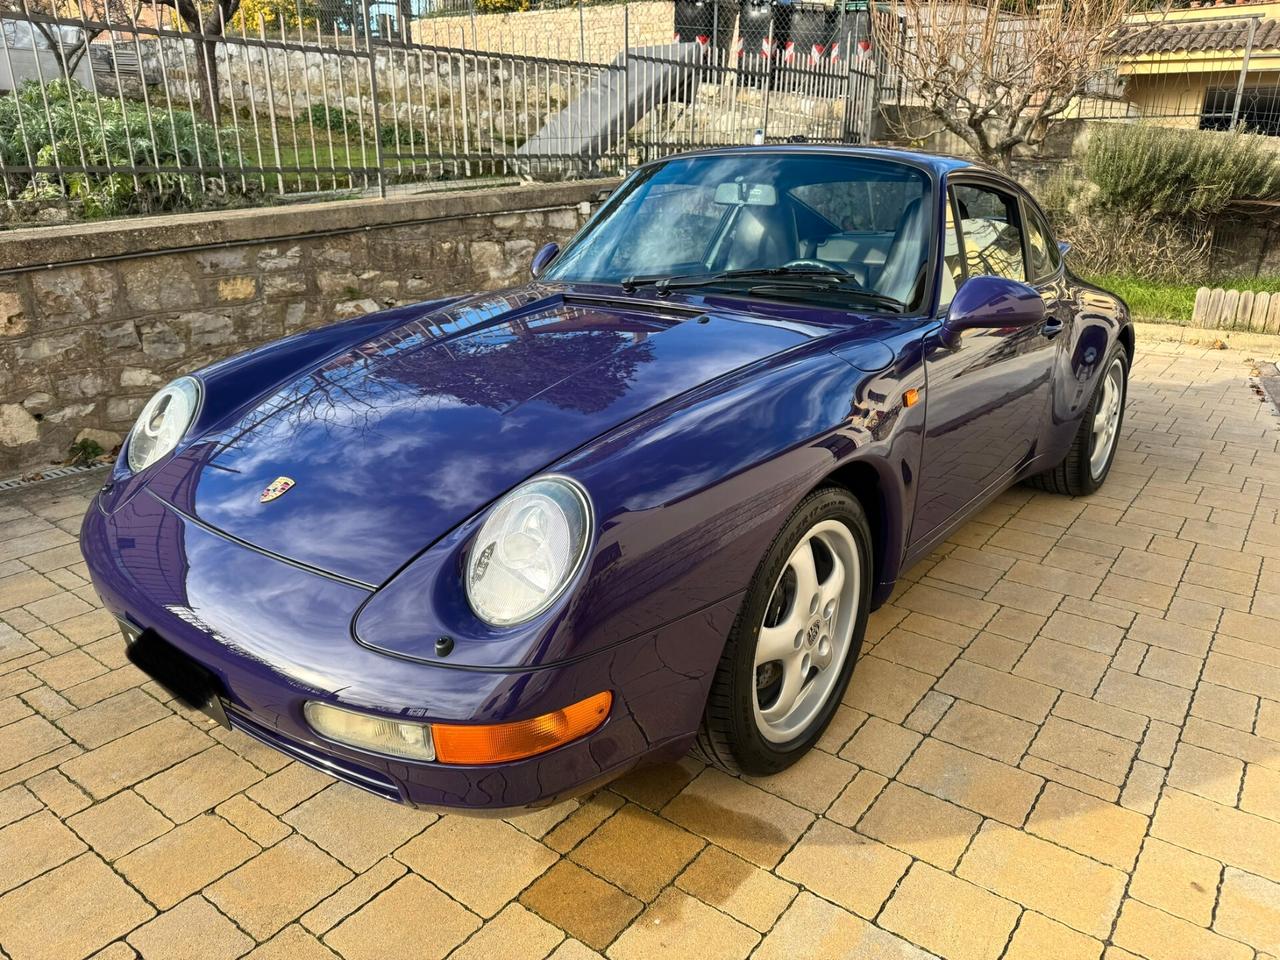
left=693, top=486, right=873, bottom=776
left=1026, top=343, right=1129, bottom=497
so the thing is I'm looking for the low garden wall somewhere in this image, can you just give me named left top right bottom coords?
left=0, top=179, right=617, bottom=475
left=411, top=1, right=676, bottom=62
left=1191, top=287, right=1280, bottom=333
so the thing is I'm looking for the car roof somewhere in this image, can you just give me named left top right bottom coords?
left=651, top=144, right=985, bottom=178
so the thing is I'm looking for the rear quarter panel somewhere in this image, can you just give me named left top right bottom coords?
left=1037, top=276, right=1133, bottom=472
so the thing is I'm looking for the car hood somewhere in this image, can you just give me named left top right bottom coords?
left=146, top=289, right=819, bottom=585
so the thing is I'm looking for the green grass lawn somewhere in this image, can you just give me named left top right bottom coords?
left=1084, top=274, right=1280, bottom=325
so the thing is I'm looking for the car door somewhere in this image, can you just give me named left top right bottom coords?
left=909, top=177, right=1060, bottom=549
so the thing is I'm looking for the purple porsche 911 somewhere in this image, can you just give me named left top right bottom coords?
left=80, top=146, right=1131, bottom=811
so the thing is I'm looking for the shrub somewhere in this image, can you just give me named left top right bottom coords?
left=234, top=0, right=319, bottom=31
left=0, top=79, right=251, bottom=218
left=1085, top=123, right=1280, bottom=218
left=307, top=103, right=355, bottom=131
left=1055, top=205, right=1213, bottom=285
left=474, top=0, right=534, bottom=12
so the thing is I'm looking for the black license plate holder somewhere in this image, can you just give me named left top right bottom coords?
left=120, top=619, right=230, bottom=729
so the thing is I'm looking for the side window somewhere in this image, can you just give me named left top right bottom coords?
left=952, top=184, right=1027, bottom=282
left=940, top=190, right=965, bottom=311
left=1024, top=204, right=1060, bottom=281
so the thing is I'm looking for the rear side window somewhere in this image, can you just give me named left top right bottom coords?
left=1024, top=205, right=1060, bottom=281
left=953, top=184, right=1027, bottom=283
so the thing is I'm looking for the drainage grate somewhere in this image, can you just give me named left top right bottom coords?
left=0, top=462, right=109, bottom=492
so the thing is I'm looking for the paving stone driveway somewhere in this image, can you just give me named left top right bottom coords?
left=2, top=338, right=1280, bottom=960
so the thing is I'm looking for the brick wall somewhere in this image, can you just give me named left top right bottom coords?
left=0, top=180, right=617, bottom=475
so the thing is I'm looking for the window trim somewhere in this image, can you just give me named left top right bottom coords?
left=948, top=176, right=1030, bottom=286
left=1019, top=195, right=1062, bottom=285
left=938, top=186, right=967, bottom=314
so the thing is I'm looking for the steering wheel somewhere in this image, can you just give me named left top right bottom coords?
left=780, top=259, right=849, bottom=275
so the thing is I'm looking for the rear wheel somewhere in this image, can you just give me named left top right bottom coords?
left=1027, top=344, right=1128, bottom=497
left=694, top=487, right=872, bottom=776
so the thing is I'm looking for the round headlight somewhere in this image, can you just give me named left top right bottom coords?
left=126, top=377, right=202, bottom=474
left=466, top=476, right=592, bottom=626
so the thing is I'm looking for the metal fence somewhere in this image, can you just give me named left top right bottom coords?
left=0, top=0, right=875, bottom=226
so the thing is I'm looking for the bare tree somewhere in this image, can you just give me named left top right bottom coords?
left=11, top=0, right=140, bottom=77
left=151, top=0, right=242, bottom=120
left=873, top=0, right=1153, bottom=171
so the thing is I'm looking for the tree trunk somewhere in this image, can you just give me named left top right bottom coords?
left=192, top=30, right=221, bottom=122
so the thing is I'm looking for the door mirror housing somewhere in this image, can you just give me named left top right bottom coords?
left=530, top=242, right=559, bottom=279
left=1057, top=239, right=1071, bottom=257
left=941, top=275, right=1045, bottom=348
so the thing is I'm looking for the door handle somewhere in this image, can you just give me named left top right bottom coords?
left=1042, top=317, right=1065, bottom=339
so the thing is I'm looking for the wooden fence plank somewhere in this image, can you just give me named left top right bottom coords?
left=1193, top=286, right=1211, bottom=327
left=1251, top=291, right=1271, bottom=332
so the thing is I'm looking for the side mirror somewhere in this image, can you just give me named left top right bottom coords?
left=941, top=275, right=1045, bottom=348
left=530, top=242, right=559, bottom=279
left=1057, top=239, right=1071, bottom=257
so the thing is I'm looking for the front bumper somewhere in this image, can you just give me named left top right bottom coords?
left=81, top=488, right=738, bottom=810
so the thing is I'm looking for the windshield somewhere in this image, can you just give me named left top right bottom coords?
left=545, top=153, right=934, bottom=312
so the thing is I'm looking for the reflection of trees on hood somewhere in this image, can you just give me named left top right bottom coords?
left=213, top=307, right=662, bottom=451
left=374, top=328, right=657, bottom=416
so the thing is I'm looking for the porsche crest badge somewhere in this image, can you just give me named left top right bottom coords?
left=259, top=476, right=295, bottom=503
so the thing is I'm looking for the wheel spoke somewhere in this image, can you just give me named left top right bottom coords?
left=755, top=620, right=799, bottom=667
left=760, top=655, right=806, bottom=724
left=788, top=540, right=819, bottom=612
left=818, top=547, right=845, bottom=619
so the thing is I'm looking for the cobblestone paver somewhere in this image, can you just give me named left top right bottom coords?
left=2, top=339, right=1279, bottom=960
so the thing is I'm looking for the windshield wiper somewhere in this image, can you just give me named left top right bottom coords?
left=619, top=266, right=907, bottom=313
left=620, top=266, right=835, bottom=293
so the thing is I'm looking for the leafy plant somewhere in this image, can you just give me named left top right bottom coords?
left=475, top=0, right=534, bottom=12
left=233, top=0, right=319, bottom=31
left=307, top=103, right=354, bottom=131
left=0, top=79, right=251, bottom=218
left=67, top=438, right=105, bottom=465
left=1085, top=124, right=1280, bottom=218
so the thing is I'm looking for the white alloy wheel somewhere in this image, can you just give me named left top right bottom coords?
left=752, top=519, right=860, bottom=744
left=1090, top=356, right=1125, bottom=479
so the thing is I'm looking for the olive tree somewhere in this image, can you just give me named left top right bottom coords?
left=873, top=0, right=1152, bottom=171
left=150, top=0, right=242, bottom=120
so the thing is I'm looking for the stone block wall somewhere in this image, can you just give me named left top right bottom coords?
left=0, top=179, right=616, bottom=475
left=412, top=1, right=676, bottom=63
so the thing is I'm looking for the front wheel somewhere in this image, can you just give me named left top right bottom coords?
left=1027, top=343, right=1129, bottom=497
left=694, top=487, right=872, bottom=776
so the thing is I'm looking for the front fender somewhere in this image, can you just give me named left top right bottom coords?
left=354, top=330, right=929, bottom=671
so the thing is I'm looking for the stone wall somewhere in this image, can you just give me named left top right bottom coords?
left=0, top=179, right=617, bottom=475
left=412, top=1, right=676, bottom=64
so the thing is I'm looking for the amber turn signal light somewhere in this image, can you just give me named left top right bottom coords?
left=432, top=691, right=612, bottom=765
